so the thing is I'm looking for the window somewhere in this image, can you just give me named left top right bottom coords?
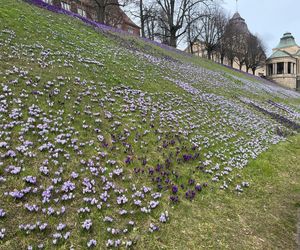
left=277, top=62, right=284, bottom=74
left=61, top=2, right=71, bottom=11
left=128, top=27, right=134, bottom=34
left=77, top=8, right=86, bottom=17
left=268, top=64, right=273, bottom=76
left=288, top=62, right=292, bottom=74
left=42, top=0, right=53, bottom=4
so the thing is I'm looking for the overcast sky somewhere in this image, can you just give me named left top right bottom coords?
left=221, top=0, right=300, bottom=56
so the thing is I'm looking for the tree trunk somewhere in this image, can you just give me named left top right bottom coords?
left=151, top=20, right=155, bottom=40
left=96, top=5, right=106, bottom=24
left=252, top=68, right=256, bottom=75
left=146, top=17, right=150, bottom=39
left=207, top=50, right=212, bottom=60
left=230, top=59, right=233, bottom=67
left=169, top=29, right=177, bottom=47
left=139, top=0, right=145, bottom=37
left=220, top=55, right=224, bottom=64
left=189, top=41, right=194, bottom=54
left=239, top=63, right=242, bottom=70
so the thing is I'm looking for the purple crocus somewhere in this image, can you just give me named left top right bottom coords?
left=87, top=239, right=97, bottom=247
left=159, top=211, right=169, bottom=223
left=185, top=190, right=196, bottom=201
left=169, top=195, right=179, bottom=203
left=195, top=184, right=202, bottom=192
left=188, top=179, right=195, bottom=185
left=82, top=219, right=92, bottom=230
left=171, top=185, right=178, bottom=194
left=0, top=209, right=6, bottom=218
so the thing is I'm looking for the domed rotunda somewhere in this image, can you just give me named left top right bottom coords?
left=266, top=32, right=300, bottom=90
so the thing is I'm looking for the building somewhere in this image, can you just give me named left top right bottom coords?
left=42, top=0, right=140, bottom=35
left=266, top=32, right=300, bottom=90
left=185, top=12, right=265, bottom=77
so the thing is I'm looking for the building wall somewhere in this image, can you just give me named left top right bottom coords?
left=269, top=75, right=297, bottom=89
left=266, top=56, right=299, bottom=90
left=186, top=42, right=265, bottom=77
left=45, top=0, right=140, bottom=35
left=120, top=23, right=140, bottom=36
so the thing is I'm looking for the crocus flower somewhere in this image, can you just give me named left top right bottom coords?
left=82, top=219, right=92, bottom=230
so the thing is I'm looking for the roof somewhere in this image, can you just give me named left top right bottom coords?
left=231, top=12, right=245, bottom=22
left=121, top=11, right=140, bottom=29
left=275, top=32, right=298, bottom=49
left=268, top=50, right=293, bottom=59
left=296, top=50, right=300, bottom=56
left=228, top=12, right=249, bottom=34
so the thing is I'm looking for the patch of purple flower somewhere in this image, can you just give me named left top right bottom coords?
left=185, top=190, right=196, bottom=201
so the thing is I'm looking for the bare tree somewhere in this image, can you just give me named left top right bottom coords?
left=144, top=6, right=158, bottom=40
left=139, top=0, right=146, bottom=37
left=214, top=10, right=228, bottom=64
left=234, top=34, right=248, bottom=70
left=185, top=7, right=203, bottom=54
left=155, top=0, right=207, bottom=47
left=124, top=0, right=158, bottom=39
left=245, top=35, right=266, bottom=74
left=198, top=5, right=227, bottom=60
left=219, top=24, right=234, bottom=66
left=222, top=16, right=248, bottom=68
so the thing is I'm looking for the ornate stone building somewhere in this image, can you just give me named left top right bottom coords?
left=266, top=32, right=300, bottom=90
left=42, top=0, right=140, bottom=35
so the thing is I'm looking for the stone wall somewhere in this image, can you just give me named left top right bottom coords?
left=269, top=75, right=297, bottom=89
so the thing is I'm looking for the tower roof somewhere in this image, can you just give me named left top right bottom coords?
left=231, top=12, right=244, bottom=21
left=228, top=12, right=249, bottom=34
left=275, top=32, right=298, bottom=49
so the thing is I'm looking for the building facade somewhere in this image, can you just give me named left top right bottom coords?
left=42, top=0, right=140, bottom=36
left=266, top=32, right=300, bottom=90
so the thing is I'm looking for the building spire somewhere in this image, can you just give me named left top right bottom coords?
left=236, top=0, right=238, bottom=12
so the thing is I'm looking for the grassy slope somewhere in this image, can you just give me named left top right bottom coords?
left=0, top=1, right=299, bottom=249
left=141, top=134, right=300, bottom=249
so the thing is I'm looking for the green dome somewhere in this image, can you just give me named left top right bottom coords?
left=275, top=32, right=298, bottom=49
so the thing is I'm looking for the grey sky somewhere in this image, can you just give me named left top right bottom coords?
left=221, top=0, right=300, bottom=56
